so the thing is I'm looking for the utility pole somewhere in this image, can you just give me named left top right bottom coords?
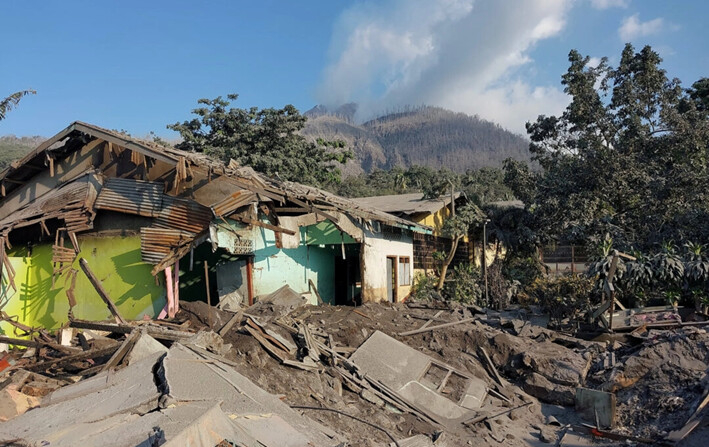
left=483, top=219, right=490, bottom=305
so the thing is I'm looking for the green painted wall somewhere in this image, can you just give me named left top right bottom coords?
left=0, top=235, right=166, bottom=334
left=306, top=221, right=356, bottom=246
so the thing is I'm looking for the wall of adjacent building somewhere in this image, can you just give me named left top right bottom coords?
left=361, top=228, right=414, bottom=303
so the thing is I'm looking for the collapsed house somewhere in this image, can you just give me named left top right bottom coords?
left=0, top=121, right=430, bottom=332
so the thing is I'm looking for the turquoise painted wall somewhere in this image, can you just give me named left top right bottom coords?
left=1, top=235, right=166, bottom=334
left=212, top=219, right=358, bottom=304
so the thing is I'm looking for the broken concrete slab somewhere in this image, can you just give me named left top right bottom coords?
left=575, top=387, right=616, bottom=429
left=162, top=343, right=337, bottom=446
left=350, top=330, right=486, bottom=425
left=0, top=351, right=164, bottom=442
left=126, top=331, right=168, bottom=364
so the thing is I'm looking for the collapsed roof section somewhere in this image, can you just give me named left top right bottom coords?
left=0, top=121, right=430, bottom=275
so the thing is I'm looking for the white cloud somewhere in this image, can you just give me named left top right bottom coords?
left=618, top=14, right=664, bottom=41
left=317, top=0, right=572, bottom=134
left=589, top=0, right=629, bottom=10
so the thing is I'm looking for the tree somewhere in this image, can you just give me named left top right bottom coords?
left=436, top=203, right=486, bottom=290
left=519, top=45, right=709, bottom=252
left=169, top=94, right=352, bottom=187
left=0, top=90, right=36, bottom=121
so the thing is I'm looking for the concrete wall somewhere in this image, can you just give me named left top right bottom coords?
left=1, top=234, right=166, bottom=333
left=361, top=228, right=414, bottom=303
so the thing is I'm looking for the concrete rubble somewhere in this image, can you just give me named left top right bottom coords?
left=0, top=299, right=708, bottom=446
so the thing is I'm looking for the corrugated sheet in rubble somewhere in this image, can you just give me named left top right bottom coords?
left=140, top=227, right=195, bottom=264
left=94, top=178, right=164, bottom=217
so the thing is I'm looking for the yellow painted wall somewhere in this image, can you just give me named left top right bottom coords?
left=413, top=206, right=469, bottom=243
left=416, top=207, right=452, bottom=236
left=0, top=235, right=166, bottom=334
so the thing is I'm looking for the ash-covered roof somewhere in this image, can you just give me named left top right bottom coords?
left=351, top=192, right=461, bottom=216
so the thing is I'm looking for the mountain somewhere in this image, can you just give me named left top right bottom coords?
left=302, top=105, right=531, bottom=176
left=0, top=135, right=44, bottom=171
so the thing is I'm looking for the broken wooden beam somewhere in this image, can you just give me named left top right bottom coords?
left=23, top=343, right=121, bottom=372
left=244, top=324, right=289, bottom=363
left=398, top=317, right=476, bottom=336
left=237, top=216, right=296, bottom=235
left=464, top=401, right=532, bottom=426
left=308, top=279, right=323, bottom=305
left=478, top=346, right=505, bottom=387
left=101, top=329, right=141, bottom=372
left=78, top=258, right=127, bottom=324
left=218, top=311, right=243, bottom=337
left=415, top=310, right=444, bottom=331
left=666, top=385, right=709, bottom=442
left=0, top=335, right=80, bottom=354
left=68, top=320, right=194, bottom=341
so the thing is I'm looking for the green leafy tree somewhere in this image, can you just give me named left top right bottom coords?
left=169, top=94, right=352, bottom=187
left=520, top=45, right=709, bottom=251
left=0, top=90, right=36, bottom=121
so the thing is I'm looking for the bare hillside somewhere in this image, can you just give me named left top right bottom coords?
left=302, top=105, right=530, bottom=175
left=0, top=135, right=43, bottom=170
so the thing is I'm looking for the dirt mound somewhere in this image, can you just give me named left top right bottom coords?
left=590, top=327, right=709, bottom=439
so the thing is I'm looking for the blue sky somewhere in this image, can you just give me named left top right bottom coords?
left=1, top=0, right=707, bottom=137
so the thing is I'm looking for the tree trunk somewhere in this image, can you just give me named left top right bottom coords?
left=436, top=235, right=462, bottom=291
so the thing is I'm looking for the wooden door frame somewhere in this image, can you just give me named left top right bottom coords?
left=387, top=256, right=398, bottom=302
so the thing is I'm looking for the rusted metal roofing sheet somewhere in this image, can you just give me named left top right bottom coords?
left=211, top=189, right=257, bottom=217
left=155, top=196, right=213, bottom=234
left=95, top=178, right=164, bottom=217
left=0, top=176, right=92, bottom=233
left=140, top=227, right=194, bottom=264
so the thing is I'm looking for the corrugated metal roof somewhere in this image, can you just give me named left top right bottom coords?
left=140, top=227, right=194, bottom=264
left=351, top=192, right=460, bottom=216
left=154, top=196, right=213, bottom=234
left=1, top=121, right=432, bottom=235
left=211, top=189, right=257, bottom=217
left=95, top=178, right=164, bottom=217
left=0, top=175, right=93, bottom=233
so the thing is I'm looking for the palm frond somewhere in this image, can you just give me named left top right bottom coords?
left=0, top=89, right=36, bottom=121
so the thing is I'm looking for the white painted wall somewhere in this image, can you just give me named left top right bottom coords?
left=361, top=227, right=414, bottom=303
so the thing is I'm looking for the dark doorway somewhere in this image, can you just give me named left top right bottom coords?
left=334, top=244, right=361, bottom=305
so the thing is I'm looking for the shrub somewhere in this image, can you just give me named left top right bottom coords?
left=444, top=263, right=483, bottom=305
left=410, top=272, right=439, bottom=301
left=502, top=256, right=546, bottom=289
left=519, top=275, right=594, bottom=326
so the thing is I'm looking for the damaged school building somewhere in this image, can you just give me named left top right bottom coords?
left=0, top=121, right=428, bottom=331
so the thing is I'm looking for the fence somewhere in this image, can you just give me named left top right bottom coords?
left=541, top=245, right=589, bottom=275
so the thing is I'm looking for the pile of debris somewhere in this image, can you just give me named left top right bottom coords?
left=2, top=293, right=709, bottom=446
